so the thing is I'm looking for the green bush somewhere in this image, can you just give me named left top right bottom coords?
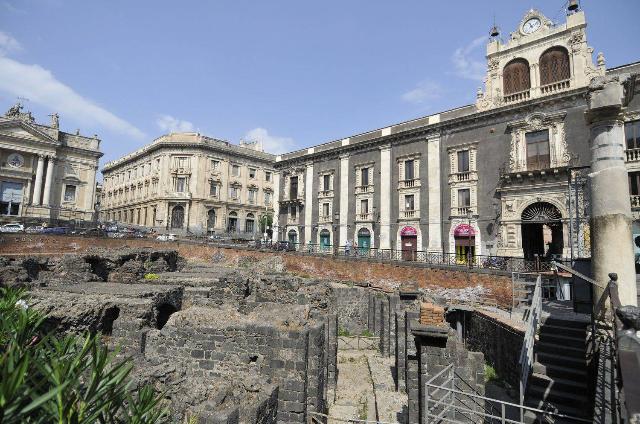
left=484, top=364, right=498, bottom=383
left=0, top=287, right=167, bottom=423
left=360, top=329, right=374, bottom=337
left=144, top=273, right=160, bottom=280
left=338, top=327, right=351, bottom=337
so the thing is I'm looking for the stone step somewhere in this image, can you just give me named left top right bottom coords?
left=527, top=380, right=588, bottom=405
left=537, top=332, right=587, bottom=349
left=529, top=372, right=588, bottom=393
left=522, top=408, right=587, bottom=424
left=532, top=362, right=588, bottom=382
left=536, top=351, right=588, bottom=368
left=539, top=317, right=590, bottom=330
left=538, top=324, right=588, bottom=339
left=535, top=341, right=585, bottom=358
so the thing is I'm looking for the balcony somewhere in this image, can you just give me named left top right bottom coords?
left=287, top=216, right=299, bottom=225
left=400, top=209, right=419, bottom=219
left=399, top=179, right=420, bottom=189
left=540, top=79, right=570, bottom=95
left=355, top=185, right=373, bottom=195
left=170, top=166, right=191, bottom=174
left=503, top=89, right=530, bottom=104
left=318, top=189, right=334, bottom=198
left=626, top=149, right=640, bottom=163
left=319, top=215, right=332, bottom=223
left=452, top=206, right=473, bottom=217
left=355, top=212, right=373, bottom=222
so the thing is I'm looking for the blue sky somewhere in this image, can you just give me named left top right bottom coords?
left=0, top=0, right=638, bottom=168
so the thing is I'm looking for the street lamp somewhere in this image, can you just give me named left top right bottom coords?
left=467, top=209, right=474, bottom=268
left=333, top=211, right=340, bottom=255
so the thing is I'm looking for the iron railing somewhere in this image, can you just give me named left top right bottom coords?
left=518, top=275, right=542, bottom=416
left=258, top=242, right=568, bottom=273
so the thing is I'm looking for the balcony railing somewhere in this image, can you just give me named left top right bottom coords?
left=399, top=179, right=419, bottom=189
left=319, top=215, right=332, bottom=223
left=401, top=209, right=418, bottom=219
left=356, top=212, right=373, bottom=221
left=453, top=171, right=471, bottom=182
left=287, top=216, right=299, bottom=225
left=540, top=79, right=570, bottom=95
left=355, top=185, right=373, bottom=194
left=631, top=195, right=640, bottom=209
left=453, top=206, right=472, bottom=216
left=318, top=190, right=334, bottom=198
left=626, top=149, right=640, bottom=163
left=503, top=89, right=530, bottom=104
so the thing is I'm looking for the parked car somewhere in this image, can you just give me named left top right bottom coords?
left=0, top=223, right=24, bottom=233
left=25, top=225, right=44, bottom=234
left=80, top=228, right=107, bottom=237
left=156, top=233, right=176, bottom=241
left=41, top=226, right=70, bottom=235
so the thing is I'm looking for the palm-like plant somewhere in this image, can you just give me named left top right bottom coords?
left=0, top=287, right=167, bottom=423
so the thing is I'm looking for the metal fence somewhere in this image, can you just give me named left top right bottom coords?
left=518, top=275, right=542, bottom=414
left=256, top=241, right=568, bottom=274
left=337, top=336, right=379, bottom=351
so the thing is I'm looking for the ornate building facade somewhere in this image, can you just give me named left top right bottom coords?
left=272, top=8, right=640, bottom=261
left=101, top=133, right=275, bottom=235
left=0, top=105, right=102, bottom=224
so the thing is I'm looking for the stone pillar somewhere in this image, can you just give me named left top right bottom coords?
left=32, top=155, right=45, bottom=205
left=304, top=162, right=313, bottom=244
left=426, top=135, right=442, bottom=253
left=339, top=154, right=349, bottom=246
left=42, top=156, right=55, bottom=206
left=273, top=171, right=281, bottom=241
left=379, top=144, right=392, bottom=249
left=585, top=75, right=637, bottom=307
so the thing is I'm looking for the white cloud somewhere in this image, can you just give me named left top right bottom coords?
left=244, top=127, right=296, bottom=154
left=156, top=115, right=195, bottom=133
left=452, top=35, right=487, bottom=81
left=0, top=32, right=145, bottom=141
left=401, top=80, right=443, bottom=105
left=0, top=31, right=21, bottom=56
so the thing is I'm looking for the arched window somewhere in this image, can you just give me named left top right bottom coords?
left=503, top=59, right=531, bottom=95
left=245, top=213, right=255, bottom=233
left=540, top=47, right=570, bottom=86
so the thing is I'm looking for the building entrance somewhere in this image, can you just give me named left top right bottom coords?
left=357, top=228, right=371, bottom=253
left=320, top=229, right=330, bottom=251
left=400, top=226, right=417, bottom=261
left=521, top=202, right=563, bottom=260
left=170, top=205, right=184, bottom=229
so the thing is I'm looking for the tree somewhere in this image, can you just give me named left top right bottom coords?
left=0, top=287, right=167, bottom=423
left=258, top=212, right=273, bottom=235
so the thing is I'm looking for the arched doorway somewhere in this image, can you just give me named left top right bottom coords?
left=245, top=213, right=255, bottom=233
left=207, top=209, right=216, bottom=232
left=227, top=211, right=238, bottom=233
left=358, top=228, right=371, bottom=253
left=170, top=205, right=184, bottom=229
left=400, top=226, right=417, bottom=261
left=521, top=202, right=563, bottom=260
left=454, top=224, right=476, bottom=264
left=288, top=229, right=298, bottom=245
left=319, top=229, right=331, bottom=251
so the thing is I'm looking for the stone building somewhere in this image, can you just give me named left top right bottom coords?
left=101, top=133, right=275, bottom=235
left=0, top=104, right=102, bottom=224
left=272, top=8, right=640, bottom=261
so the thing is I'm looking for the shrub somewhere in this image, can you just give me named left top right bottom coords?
left=361, top=329, right=374, bottom=337
left=338, top=327, right=351, bottom=337
left=0, top=287, right=167, bottom=423
left=144, top=273, right=160, bottom=280
left=484, top=364, right=498, bottom=383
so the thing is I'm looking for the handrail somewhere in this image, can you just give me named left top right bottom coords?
left=551, top=261, right=607, bottom=289
left=518, top=275, right=542, bottom=417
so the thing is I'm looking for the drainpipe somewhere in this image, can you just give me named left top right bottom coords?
left=585, top=74, right=638, bottom=310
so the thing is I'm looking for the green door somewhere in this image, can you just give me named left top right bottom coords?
left=320, top=230, right=330, bottom=251
left=358, top=228, right=371, bottom=254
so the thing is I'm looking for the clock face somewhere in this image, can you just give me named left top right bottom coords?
left=522, top=18, right=541, bottom=34
left=7, top=153, right=24, bottom=168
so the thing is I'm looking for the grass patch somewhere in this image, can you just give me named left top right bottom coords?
left=361, top=329, right=374, bottom=337
left=144, top=273, right=160, bottom=280
left=484, top=364, right=498, bottom=383
left=338, top=327, right=351, bottom=337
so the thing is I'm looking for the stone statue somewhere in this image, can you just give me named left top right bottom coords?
left=5, top=102, right=22, bottom=117
left=50, top=113, right=59, bottom=129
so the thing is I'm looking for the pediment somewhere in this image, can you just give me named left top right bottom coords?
left=0, top=120, right=59, bottom=145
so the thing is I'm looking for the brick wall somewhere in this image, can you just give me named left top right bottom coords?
left=419, top=302, right=445, bottom=326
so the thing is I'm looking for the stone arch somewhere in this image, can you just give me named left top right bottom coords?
left=503, top=58, right=531, bottom=95
left=395, top=225, right=423, bottom=254
left=448, top=219, right=482, bottom=257
left=245, top=213, right=255, bottom=233
left=519, top=201, right=565, bottom=260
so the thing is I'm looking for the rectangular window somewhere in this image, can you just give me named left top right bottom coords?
left=176, top=177, right=186, bottom=193
left=264, top=192, right=272, bottom=205
left=64, top=185, right=77, bottom=202
left=405, top=194, right=414, bottom=211
left=211, top=159, right=220, bottom=170
left=360, top=199, right=369, bottom=214
left=248, top=189, right=256, bottom=203
left=458, top=189, right=470, bottom=207
left=209, top=181, right=218, bottom=197
left=289, top=176, right=298, bottom=199
left=457, top=150, right=470, bottom=173
left=629, top=172, right=640, bottom=196
left=245, top=220, right=254, bottom=233
left=265, top=171, right=272, bottom=182
left=405, top=160, right=415, bottom=180
left=626, top=120, right=640, bottom=150
left=290, top=205, right=297, bottom=219
left=231, top=164, right=240, bottom=177
left=249, top=168, right=256, bottom=179
left=361, top=168, right=369, bottom=186
left=323, top=202, right=330, bottom=217
left=323, top=174, right=331, bottom=191
left=526, top=130, right=550, bottom=171
left=229, top=187, right=239, bottom=199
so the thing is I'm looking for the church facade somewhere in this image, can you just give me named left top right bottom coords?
left=0, top=106, right=102, bottom=225
left=272, top=8, right=640, bottom=261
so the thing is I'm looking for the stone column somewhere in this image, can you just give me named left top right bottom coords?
left=32, top=155, right=45, bottom=205
left=42, top=156, right=55, bottom=206
left=586, top=75, right=637, bottom=307
left=426, top=135, right=442, bottom=253
left=304, top=162, right=314, bottom=244
left=379, top=144, right=392, bottom=249
left=339, top=154, right=350, bottom=246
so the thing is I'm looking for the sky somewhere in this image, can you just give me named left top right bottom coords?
left=0, top=0, right=638, bottom=170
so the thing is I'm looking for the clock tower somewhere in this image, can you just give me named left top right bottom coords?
left=476, top=9, right=605, bottom=111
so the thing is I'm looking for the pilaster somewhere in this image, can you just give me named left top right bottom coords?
left=379, top=145, right=392, bottom=249
left=339, top=154, right=350, bottom=246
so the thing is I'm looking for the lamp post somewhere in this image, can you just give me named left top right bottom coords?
left=467, top=209, right=474, bottom=268
left=333, top=211, right=340, bottom=255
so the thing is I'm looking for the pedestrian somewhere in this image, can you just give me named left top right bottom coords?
left=345, top=239, right=352, bottom=256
